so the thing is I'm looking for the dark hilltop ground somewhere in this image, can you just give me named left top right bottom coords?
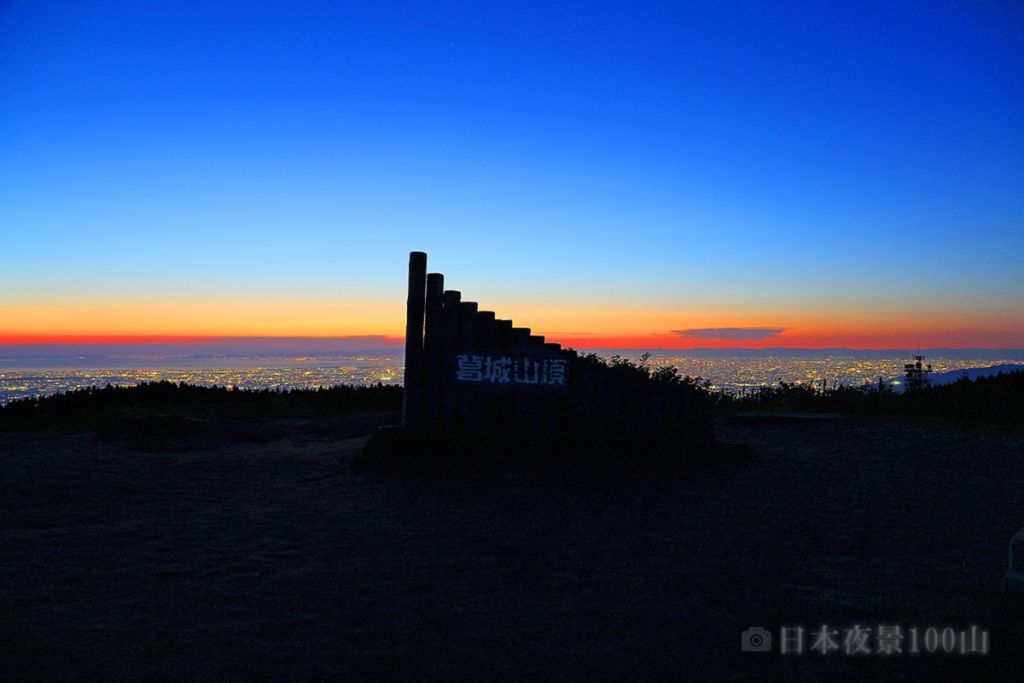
left=1, top=376, right=1023, bottom=681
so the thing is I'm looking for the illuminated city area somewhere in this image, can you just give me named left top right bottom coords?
left=0, top=357, right=402, bottom=405
left=2, top=353, right=1020, bottom=405
left=640, top=354, right=1023, bottom=393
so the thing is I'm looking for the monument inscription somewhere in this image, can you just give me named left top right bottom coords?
left=454, top=354, right=568, bottom=387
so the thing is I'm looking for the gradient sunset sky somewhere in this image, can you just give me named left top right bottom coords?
left=2, top=1, right=1022, bottom=349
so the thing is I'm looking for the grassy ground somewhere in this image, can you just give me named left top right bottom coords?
left=2, top=413, right=1022, bottom=680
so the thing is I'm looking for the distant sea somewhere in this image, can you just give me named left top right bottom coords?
left=2, top=348, right=1022, bottom=405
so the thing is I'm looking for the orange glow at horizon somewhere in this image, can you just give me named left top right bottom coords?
left=0, top=334, right=406, bottom=345
left=0, top=298, right=404, bottom=338
left=1, top=297, right=1021, bottom=349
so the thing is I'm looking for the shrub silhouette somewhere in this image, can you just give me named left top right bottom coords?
left=722, top=370, right=1024, bottom=425
left=0, top=381, right=402, bottom=432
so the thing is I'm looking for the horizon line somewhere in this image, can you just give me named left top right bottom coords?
left=1, top=335, right=1022, bottom=354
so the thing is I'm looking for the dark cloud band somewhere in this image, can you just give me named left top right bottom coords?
left=672, top=327, right=788, bottom=341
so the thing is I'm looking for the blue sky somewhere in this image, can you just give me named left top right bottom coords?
left=1, top=1, right=1022, bottom=346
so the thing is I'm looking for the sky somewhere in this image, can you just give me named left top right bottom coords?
left=2, top=1, right=1023, bottom=349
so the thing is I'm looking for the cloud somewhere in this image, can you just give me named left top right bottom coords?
left=672, top=327, right=788, bottom=341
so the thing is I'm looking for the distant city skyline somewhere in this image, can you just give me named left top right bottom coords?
left=3, top=350, right=1022, bottom=406
left=3, top=2, right=1022, bottom=348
